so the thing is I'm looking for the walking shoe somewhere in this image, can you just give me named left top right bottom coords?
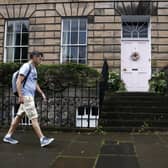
left=3, top=137, right=19, bottom=144
left=40, top=137, right=54, bottom=147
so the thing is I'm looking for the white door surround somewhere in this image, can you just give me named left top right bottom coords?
left=121, top=15, right=151, bottom=92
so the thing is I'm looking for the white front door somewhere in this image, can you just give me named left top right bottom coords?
left=121, top=17, right=151, bottom=92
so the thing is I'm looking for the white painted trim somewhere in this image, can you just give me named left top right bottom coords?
left=3, top=21, right=7, bottom=63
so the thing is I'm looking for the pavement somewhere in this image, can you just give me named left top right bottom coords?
left=0, top=130, right=168, bottom=168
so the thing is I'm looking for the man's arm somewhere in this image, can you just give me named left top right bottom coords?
left=16, top=75, right=25, bottom=104
left=36, top=83, right=46, bottom=100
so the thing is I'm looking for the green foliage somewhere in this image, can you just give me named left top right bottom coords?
left=149, top=71, right=167, bottom=94
left=0, top=63, right=20, bottom=86
left=108, top=72, right=126, bottom=92
left=0, top=63, right=100, bottom=89
left=94, top=126, right=105, bottom=135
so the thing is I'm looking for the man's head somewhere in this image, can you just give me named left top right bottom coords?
left=30, top=51, right=43, bottom=65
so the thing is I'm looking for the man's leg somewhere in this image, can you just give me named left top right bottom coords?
left=6, top=115, right=23, bottom=136
left=31, top=118, right=54, bottom=147
left=31, top=118, right=44, bottom=139
left=3, top=114, right=23, bottom=144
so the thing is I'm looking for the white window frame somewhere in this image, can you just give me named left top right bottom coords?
left=4, top=20, right=29, bottom=63
left=60, top=18, right=88, bottom=64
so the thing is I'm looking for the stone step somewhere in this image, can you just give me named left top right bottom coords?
left=102, top=106, right=168, bottom=113
left=100, top=119, right=168, bottom=127
left=103, top=101, right=168, bottom=106
left=101, top=126, right=168, bottom=132
left=100, top=112, right=168, bottom=120
left=100, top=92, right=168, bottom=131
left=105, top=92, right=161, bottom=97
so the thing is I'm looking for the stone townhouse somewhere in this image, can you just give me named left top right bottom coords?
left=0, top=0, right=167, bottom=91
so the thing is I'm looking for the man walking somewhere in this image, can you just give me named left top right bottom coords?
left=3, top=51, right=54, bottom=147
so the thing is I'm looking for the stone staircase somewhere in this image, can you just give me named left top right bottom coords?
left=99, top=92, right=168, bottom=131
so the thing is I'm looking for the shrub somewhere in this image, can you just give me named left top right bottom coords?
left=38, top=63, right=100, bottom=90
left=0, top=63, right=100, bottom=89
left=149, top=71, right=167, bottom=94
left=108, top=72, right=126, bottom=92
left=0, top=63, right=20, bottom=86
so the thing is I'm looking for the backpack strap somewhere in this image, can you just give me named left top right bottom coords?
left=22, top=64, right=32, bottom=88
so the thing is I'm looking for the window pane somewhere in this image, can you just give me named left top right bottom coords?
left=15, top=33, right=21, bottom=45
left=80, top=19, right=86, bottom=31
left=7, top=22, right=14, bottom=33
left=22, top=47, right=28, bottom=62
left=15, top=22, right=21, bottom=33
left=63, top=32, right=70, bottom=44
left=14, top=47, right=21, bottom=62
left=70, top=46, right=78, bottom=60
left=62, top=46, right=71, bottom=60
left=71, top=32, right=78, bottom=44
left=123, top=31, right=131, bottom=38
left=6, top=47, right=14, bottom=62
left=22, top=21, right=29, bottom=33
left=22, top=33, right=29, bottom=45
left=71, top=19, right=78, bottom=32
left=79, top=47, right=86, bottom=59
left=79, top=32, right=86, bottom=44
left=79, top=59, right=86, bottom=64
left=6, top=33, right=13, bottom=46
left=132, top=31, right=138, bottom=38
left=63, top=19, right=70, bottom=31
left=139, top=32, right=148, bottom=38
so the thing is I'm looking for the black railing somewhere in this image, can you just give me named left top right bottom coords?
left=99, top=59, right=109, bottom=111
left=0, top=82, right=100, bottom=129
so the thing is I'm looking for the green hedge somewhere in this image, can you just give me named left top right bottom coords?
left=149, top=71, right=167, bottom=94
left=108, top=72, right=126, bottom=92
left=0, top=63, right=100, bottom=89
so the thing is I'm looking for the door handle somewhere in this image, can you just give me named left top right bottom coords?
left=123, top=68, right=127, bottom=71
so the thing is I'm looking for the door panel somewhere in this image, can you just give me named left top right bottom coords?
left=121, top=40, right=151, bottom=92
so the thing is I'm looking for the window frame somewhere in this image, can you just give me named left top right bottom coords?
left=122, top=21, right=149, bottom=40
left=4, top=19, right=29, bottom=63
left=60, top=17, right=88, bottom=64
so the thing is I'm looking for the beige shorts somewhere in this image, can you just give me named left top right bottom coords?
left=17, top=96, right=38, bottom=120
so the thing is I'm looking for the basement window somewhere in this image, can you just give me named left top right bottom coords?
left=76, top=106, right=99, bottom=128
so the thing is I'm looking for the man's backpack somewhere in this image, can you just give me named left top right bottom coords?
left=12, top=64, right=32, bottom=96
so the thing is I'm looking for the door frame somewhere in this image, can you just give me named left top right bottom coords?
left=120, top=15, right=151, bottom=92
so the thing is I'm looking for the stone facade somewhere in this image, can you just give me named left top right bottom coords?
left=0, top=0, right=167, bottom=71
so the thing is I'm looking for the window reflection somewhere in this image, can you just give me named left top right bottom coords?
left=5, top=20, right=29, bottom=63
left=61, top=18, right=87, bottom=64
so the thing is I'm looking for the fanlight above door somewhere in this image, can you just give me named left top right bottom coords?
left=122, top=22, right=148, bottom=38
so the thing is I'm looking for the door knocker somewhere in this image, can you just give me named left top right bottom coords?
left=131, top=52, right=140, bottom=61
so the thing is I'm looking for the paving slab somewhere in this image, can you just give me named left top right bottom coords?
left=133, top=134, right=160, bottom=144
left=62, top=141, right=100, bottom=157
left=104, top=132, right=134, bottom=143
left=135, top=143, right=168, bottom=168
left=96, top=156, right=140, bottom=168
left=52, top=157, right=95, bottom=168
left=100, top=142, right=135, bottom=155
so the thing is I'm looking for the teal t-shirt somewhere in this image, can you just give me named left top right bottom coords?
left=19, top=63, right=37, bottom=97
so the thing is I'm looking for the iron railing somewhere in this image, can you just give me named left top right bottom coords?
left=0, top=82, right=100, bottom=129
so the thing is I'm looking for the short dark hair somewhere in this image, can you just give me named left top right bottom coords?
left=30, top=51, right=43, bottom=59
